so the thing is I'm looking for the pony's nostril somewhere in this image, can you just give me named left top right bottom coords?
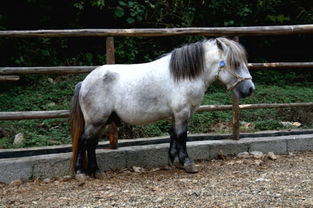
left=248, top=86, right=254, bottom=95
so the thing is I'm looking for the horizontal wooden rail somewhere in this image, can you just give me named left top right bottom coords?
left=1, top=62, right=312, bottom=75
left=0, top=75, right=20, bottom=81
left=0, top=24, right=312, bottom=38
left=0, top=66, right=97, bottom=75
left=197, top=102, right=313, bottom=112
left=248, top=62, right=313, bottom=69
left=1, top=102, right=313, bottom=120
left=0, top=110, right=69, bottom=120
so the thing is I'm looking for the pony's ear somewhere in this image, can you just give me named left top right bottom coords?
left=216, top=39, right=224, bottom=51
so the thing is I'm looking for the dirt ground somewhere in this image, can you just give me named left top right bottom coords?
left=1, top=151, right=313, bottom=208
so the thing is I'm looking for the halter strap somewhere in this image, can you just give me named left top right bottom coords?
left=216, top=61, right=252, bottom=91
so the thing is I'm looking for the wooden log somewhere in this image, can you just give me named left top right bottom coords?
left=196, top=105, right=233, bottom=112
left=231, top=36, right=241, bottom=140
left=0, top=110, right=69, bottom=120
left=248, top=62, right=313, bottom=69
left=0, top=62, right=312, bottom=75
left=0, top=24, right=312, bottom=38
left=106, top=37, right=115, bottom=64
left=1, top=102, right=313, bottom=120
left=0, top=75, right=20, bottom=81
left=197, top=102, right=313, bottom=112
left=239, top=103, right=313, bottom=109
left=0, top=66, right=96, bottom=75
left=232, top=92, right=240, bottom=140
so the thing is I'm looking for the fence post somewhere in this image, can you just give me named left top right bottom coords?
left=232, top=36, right=240, bottom=140
left=106, top=37, right=115, bottom=64
left=105, top=36, right=118, bottom=148
left=232, top=92, right=240, bottom=140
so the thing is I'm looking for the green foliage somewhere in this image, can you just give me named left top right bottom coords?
left=91, top=0, right=105, bottom=9
left=1, top=0, right=313, bottom=67
left=0, top=74, right=83, bottom=148
left=0, top=119, right=71, bottom=148
left=115, top=37, right=139, bottom=63
left=266, top=14, right=290, bottom=23
left=73, top=0, right=105, bottom=11
left=1, top=76, right=313, bottom=148
left=0, top=137, right=12, bottom=149
left=254, top=120, right=284, bottom=130
left=115, top=1, right=145, bottom=24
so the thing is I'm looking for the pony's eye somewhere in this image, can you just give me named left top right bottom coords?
left=234, top=61, right=240, bottom=69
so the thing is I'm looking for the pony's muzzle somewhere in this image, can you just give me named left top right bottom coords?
left=233, top=80, right=255, bottom=99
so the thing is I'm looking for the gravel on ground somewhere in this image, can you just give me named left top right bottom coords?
left=1, top=151, right=313, bottom=207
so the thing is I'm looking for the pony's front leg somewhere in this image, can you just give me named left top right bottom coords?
left=168, top=127, right=178, bottom=165
left=172, top=112, right=199, bottom=173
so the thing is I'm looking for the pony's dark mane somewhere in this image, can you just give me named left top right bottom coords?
left=169, top=38, right=248, bottom=82
left=169, top=40, right=205, bottom=82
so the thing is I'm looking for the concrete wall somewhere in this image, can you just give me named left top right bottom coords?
left=0, top=134, right=312, bottom=184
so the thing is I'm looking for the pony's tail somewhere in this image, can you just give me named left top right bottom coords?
left=70, top=82, right=85, bottom=173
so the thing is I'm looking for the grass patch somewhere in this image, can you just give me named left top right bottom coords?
left=1, top=74, right=313, bottom=148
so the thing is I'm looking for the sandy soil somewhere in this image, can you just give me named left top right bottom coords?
left=1, top=151, right=313, bottom=208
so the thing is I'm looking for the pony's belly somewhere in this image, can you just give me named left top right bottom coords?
left=116, top=109, right=171, bottom=125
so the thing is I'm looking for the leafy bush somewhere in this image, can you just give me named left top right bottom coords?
left=254, top=120, right=284, bottom=130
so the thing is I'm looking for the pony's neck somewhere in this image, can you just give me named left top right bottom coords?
left=202, top=41, right=221, bottom=88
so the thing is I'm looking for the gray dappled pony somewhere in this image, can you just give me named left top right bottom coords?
left=70, top=37, right=255, bottom=177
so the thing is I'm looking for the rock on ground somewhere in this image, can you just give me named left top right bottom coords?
left=267, top=152, right=278, bottom=160
left=250, top=151, right=264, bottom=159
left=13, top=133, right=25, bottom=145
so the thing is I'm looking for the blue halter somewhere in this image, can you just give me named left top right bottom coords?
left=219, top=60, right=225, bottom=67
left=216, top=60, right=252, bottom=91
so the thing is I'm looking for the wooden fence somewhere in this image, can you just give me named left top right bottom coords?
left=1, top=24, right=313, bottom=140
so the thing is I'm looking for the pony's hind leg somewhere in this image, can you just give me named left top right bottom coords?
left=108, top=123, right=118, bottom=149
left=106, top=112, right=122, bottom=149
left=87, top=135, right=100, bottom=177
left=76, top=123, right=104, bottom=178
left=76, top=136, right=87, bottom=175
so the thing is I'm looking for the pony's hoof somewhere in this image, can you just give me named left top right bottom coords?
left=110, top=144, right=118, bottom=149
left=168, top=158, right=175, bottom=167
left=94, top=170, right=104, bottom=179
left=89, top=168, right=103, bottom=179
left=75, top=170, right=87, bottom=179
left=75, top=172, right=87, bottom=179
left=75, top=172, right=87, bottom=186
left=183, top=163, right=199, bottom=173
